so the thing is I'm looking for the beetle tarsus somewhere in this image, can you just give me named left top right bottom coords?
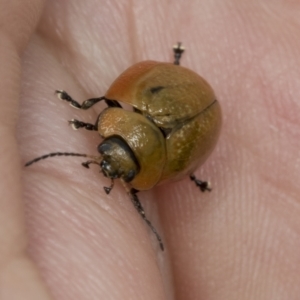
left=104, top=179, right=114, bottom=194
left=173, top=42, right=185, bottom=65
left=104, top=186, right=111, bottom=194
left=69, top=119, right=98, bottom=131
left=129, top=188, right=164, bottom=251
left=82, top=162, right=90, bottom=168
left=56, top=90, right=81, bottom=109
left=190, top=174, right=212, bottom=192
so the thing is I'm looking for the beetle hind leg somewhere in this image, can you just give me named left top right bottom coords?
left=190, top=174, right=212, bottom=192
left=173, top=42, right=185, bottom=65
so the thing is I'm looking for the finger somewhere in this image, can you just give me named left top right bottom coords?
left=0, top=0, right=54, bottom=299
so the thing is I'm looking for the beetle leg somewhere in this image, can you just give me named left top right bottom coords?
left=68, top=119, right=98, bottom=131
left=55, top=90, right=122, bottom=109
left=190, top=174, right=212, bottom=192
left=173, top=42, right=185, bottom=65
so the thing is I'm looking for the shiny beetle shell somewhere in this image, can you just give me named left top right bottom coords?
left=25, top=45, right=223, bottom=251
left=100, top=61, right=222, bottom=190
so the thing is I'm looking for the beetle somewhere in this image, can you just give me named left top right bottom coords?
left=25, top=43, right=222, bottom=251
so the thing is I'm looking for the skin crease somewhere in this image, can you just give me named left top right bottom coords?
left=1, top=0, right=300, bottom=299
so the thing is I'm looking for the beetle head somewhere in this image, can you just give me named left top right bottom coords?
left=98, top=136, right=140, bottom=183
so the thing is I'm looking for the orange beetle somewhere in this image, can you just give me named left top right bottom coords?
left=25, top=43, right=222, bottom=250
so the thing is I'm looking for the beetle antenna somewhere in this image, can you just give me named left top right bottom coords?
left=121, top=180, right=164, bottom=251
left=25, top=152, right=97, bottom=167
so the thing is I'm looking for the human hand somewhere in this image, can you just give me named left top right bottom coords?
left=2, top=1, right=300, bottom=299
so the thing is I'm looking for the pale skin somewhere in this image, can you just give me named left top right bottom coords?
left=1, top=0, right=300, bottom=299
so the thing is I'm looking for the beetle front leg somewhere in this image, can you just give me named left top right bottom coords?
left=56, top=90, right=122, bottom=109
left=68, top=119, right=98, bottom=131
left=190, top=174, right=212, bottom=192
